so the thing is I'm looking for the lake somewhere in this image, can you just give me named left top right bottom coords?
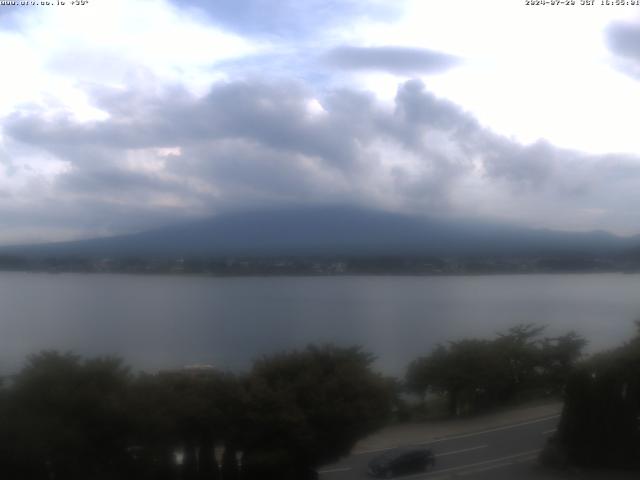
left=1, top=272, right=639, bottom=376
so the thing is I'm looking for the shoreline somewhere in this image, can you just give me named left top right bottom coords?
left=0, top=269, right=637, bottom=278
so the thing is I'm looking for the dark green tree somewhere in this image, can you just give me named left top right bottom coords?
left=551, top=324, right=640, bottom=468
left=539, top=331, right=587, bottom=395
left=128, top=368, right=244, bottom=480
left=494, top=324, right=546, bottom=397
left=406, top=324, right=585, bottom=417
left=241, top=345, right=393, bottom=479
left=2, top=352, right=133, bottom=480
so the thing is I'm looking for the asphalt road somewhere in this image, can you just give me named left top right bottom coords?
left=318, top=414, right=560, bottom=479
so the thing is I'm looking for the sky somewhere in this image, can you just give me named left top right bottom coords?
left=0, top=0, right=640, bottom=244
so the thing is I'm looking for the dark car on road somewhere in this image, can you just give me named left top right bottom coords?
left=367, top=447, right=435, bottom=478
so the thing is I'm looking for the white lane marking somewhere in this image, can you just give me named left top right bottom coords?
left=435, top=444, right=488, bottom=457
left=317, top=467, right=352, bottom=474
left=399, top=449, right=541, bottom=479
left=542, top=428, right=557, bottom=435
left=430, top=415, right=560, bottom=443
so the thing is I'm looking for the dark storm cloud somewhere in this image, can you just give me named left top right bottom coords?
left=170, top=0, right=396, bottom=39
left=607, top=22, right=640, bottom=62
left=325, top=46, right=459, bottom=74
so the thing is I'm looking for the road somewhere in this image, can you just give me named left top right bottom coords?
left=318, top=414, right=560, bottom=479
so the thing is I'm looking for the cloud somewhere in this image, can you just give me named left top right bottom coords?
left=0, top=5, right=18, bottom=17
left=0, top=5, right=25, bottom=31
left=6, top=81, right=374, bottom=171
left=2, top=0, right=640, bottom=245
left=5, top=76, right=640, bottom=241
left=0, top=0, right=256, bottom=127
left=169, top=0, right=397, bottom=39
left=606, top=21, right=640, bottom=80
left=607, top=21, right=640, bottom=62
left=324, top=46, right=459, bottom=74
left=390, top=80, right=640, bottom=233
left=2, top=78, right=475, bottom=237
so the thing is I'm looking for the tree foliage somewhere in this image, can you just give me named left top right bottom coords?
left=550, top=322, right=640, bottom=468
left=1, top=352, right=133, bottom=479
left=242, top=345, right=393, bottom=479
left=406, top=324, right=586, bottom=416
left=0, top=345, right=392, bottom=479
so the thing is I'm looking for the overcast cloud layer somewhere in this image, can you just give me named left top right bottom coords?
left=0, top=0, right=640, bottom=244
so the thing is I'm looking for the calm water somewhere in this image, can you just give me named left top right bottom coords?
left=1, top=272, right=639, bottom=376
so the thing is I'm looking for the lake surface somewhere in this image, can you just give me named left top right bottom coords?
left=1, top=272, right=639, bottom=376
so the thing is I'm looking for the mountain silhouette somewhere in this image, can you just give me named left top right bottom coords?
left=3, top=206, right=636, bottom=258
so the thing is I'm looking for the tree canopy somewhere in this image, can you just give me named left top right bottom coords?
left=242, top=345, right=392, bottom=478
left=406, top=324, right=586, bottom=416
left=548, top=322, right=640, bottom=469
left=0, top=345, right=393, bottom=480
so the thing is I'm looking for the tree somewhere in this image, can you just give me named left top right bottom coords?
left=539, top=331, right=587, bottom=395
left=128, top=368, right=244, bottom=480
left=407, top=337, right=518, bottom=416
left=2, top=352, right=133, bottom=480
left=0, top=345, right=393, bottom=479
left=241, top=345, right=393, bottom=479
left=405, top=324, right=586, bottom=417
left=550, top=324, right=640, bottom=469
left=494, top=324, right=546, bottom=397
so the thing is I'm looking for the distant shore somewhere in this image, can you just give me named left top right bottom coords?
left=2, top=253, right=639, bottom=277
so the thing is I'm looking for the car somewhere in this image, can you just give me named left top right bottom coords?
left=367, top=447, right=435, bottom=478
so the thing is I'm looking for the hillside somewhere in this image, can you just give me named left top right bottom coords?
left=2, top=206, right=636, bottom=259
